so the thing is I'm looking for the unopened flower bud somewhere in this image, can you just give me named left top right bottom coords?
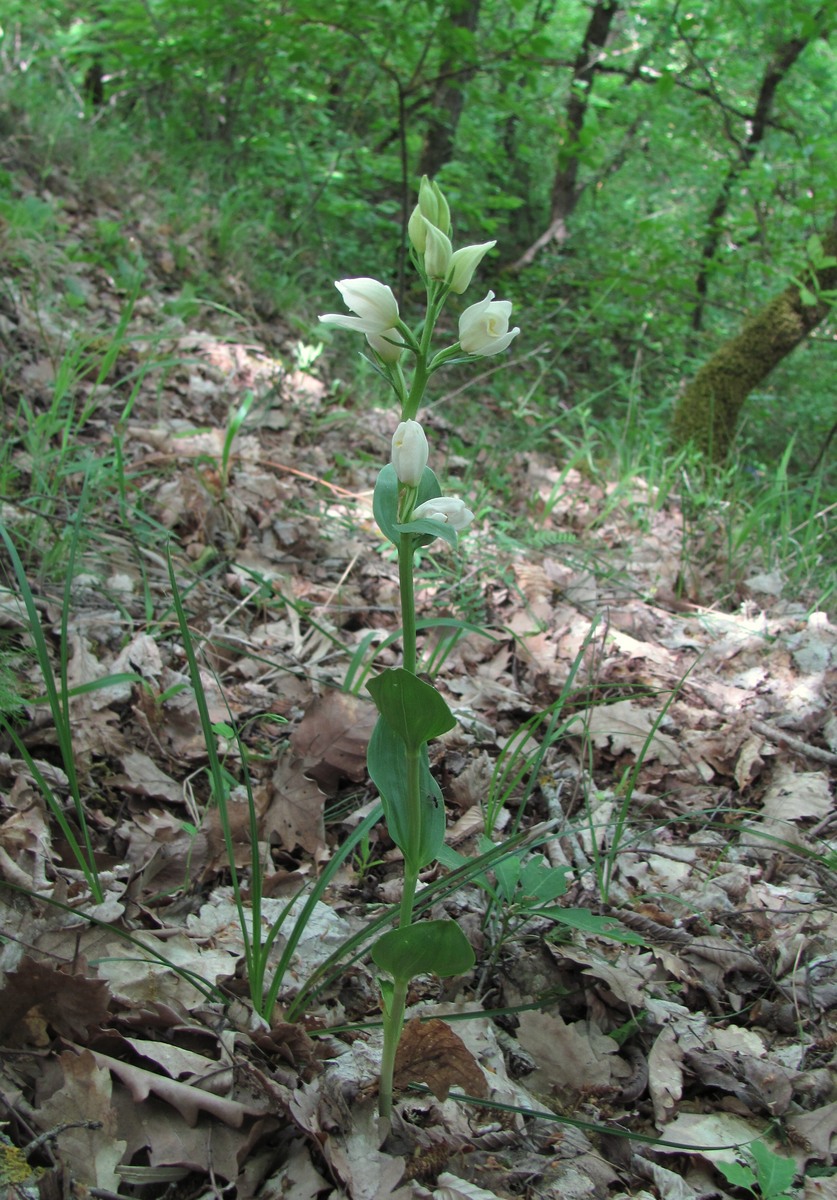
left=447, top=241, right=496, bottom=294
left=408, top=204, right=428, bottom=253
left=423, top=219, right=453, bottom=279
left=458, top=291, right=520, bottom=356
left=392, top=420, right=429, bottom=487
left=412, top=495, right=474, bottom=533
left=367, top=327, right=405, bottom=364
left=417, top=175, right=451, bottom=235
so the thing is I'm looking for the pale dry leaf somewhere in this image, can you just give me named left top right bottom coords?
left=683, top=936, right=756, bottom=986
left=761, top=764, right=832, bottom=822
left=653, top=1110, right=767, bottom=1164
left=435, top=1172, right=505, bottom=1200
left=445, top=804, right=485, bottom=846
left=123, top=1037, right=222, bottom=1080
left=607, top=628, right=676, bottom=668
left=111, top=1089, right=255, bottom=1184
left=647, top=1025, right=683, bottom=1126
left=585, top=699, right=680, bottom=765
left=261, top=1137, right=331, bottom=1200
left=634, top=1157, right=701, bottom=1200
left=38, top=1049, right=127, bottom=1190
left=119, top=751, right=183, bottom=803
left=321, top=1098, right=406, bottom=1200
left=734, top=734, right=766, bottom=790
left=787, top=1100, right=837, bottom=1161
left=575, top=949, right=657, bottom=1008
left=516, top=1009, right=625, bottom=1096
left=804, top=1174, right=837, bottom=1200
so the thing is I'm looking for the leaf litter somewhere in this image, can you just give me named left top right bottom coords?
left=0, top=162, right=835, bottom=1199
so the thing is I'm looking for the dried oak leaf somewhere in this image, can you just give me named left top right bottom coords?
left=252, top=1021, right=324, bottom=1082
left=393, top=1019, right=487, bottom=1102
left=290, top=691, right=376, bottom=791
left=0, top=957, right=110, bottom=1047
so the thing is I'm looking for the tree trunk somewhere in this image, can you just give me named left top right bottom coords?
left=690, top=18, right=824, bottom=335
left=417, top=0, right=482, bottom=179
left=510, top=0, right=621, bottom=271
left=671, top=218, right=837, bottom=459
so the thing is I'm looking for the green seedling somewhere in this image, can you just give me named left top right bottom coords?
left=351, top=832, right=386, bottom=883
left=716, top=1140, right=798, bottom=1200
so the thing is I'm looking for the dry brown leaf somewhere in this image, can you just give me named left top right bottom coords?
left=684, top=1048, right=793, bottom=1116
left=266, top=754, right=326, bottom=856
left=393, top=1018, right=487, bottom=1101
left=290, top=690, right=376, bottom=791
left=787, top=1100, right=837, bottom=1161
left=119, top=751, right=184, bottom=804
left=515, top=1009, right=626, bottom=1097
left=0, top=957, right=111, bottom=1047
left=81, top=1045, right=270, bottom=1127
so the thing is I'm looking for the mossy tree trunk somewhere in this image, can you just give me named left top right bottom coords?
left=671, top=218, right=837, bottom=459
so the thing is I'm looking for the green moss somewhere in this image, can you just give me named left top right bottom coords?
left=673, top=221, right=837, bottom=458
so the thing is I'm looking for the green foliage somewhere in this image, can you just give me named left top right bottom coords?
left=372, top=919, right=475, bottom=983
left=716, top=1140, right=798, bottom=1200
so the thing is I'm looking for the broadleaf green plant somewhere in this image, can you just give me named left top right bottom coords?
left=716, top=1139, right=798, bottom=1200
left=319, top=175, right=519, bottom=1125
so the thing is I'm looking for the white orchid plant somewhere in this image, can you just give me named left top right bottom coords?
left=319, top=176, right=519, bottom=1125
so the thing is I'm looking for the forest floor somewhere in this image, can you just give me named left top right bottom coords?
left=1, top=150, right=836, bottom=1200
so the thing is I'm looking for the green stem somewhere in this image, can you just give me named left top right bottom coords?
left=398, top=533, right=417, bottom=675
left=378, top=975, right=409, bottom=1124
left=378, top=534, right=423, bottom=1123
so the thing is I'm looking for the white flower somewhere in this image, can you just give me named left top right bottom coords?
left=412, top=496, right=474, bottom=532
left=366, top=327, right=405, bottom=364
left=319, top=278, right=399, bottom=334
left=392, top=420, right=429, bottom=487
left=458, top=291, right=520, bottom=356
left=446, top=241, right=496, bottom=294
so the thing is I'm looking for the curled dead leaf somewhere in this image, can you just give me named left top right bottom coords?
left=393, top=1019, right=487, bottom=1102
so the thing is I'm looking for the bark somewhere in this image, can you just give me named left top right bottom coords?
left=671, top=218, right=837, bottom=459
left=691, top=18, right=824, bottom=334
left=417, top=0, right=482, bottom=179
left=510, top=0, right=621, bottom=272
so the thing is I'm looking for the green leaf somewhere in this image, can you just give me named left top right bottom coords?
left=372, top=918, right=475, bottom=982
left=716, top=1161, right=757, bottom=1191
left=372, top=464, right=442, bottom=547
left=750, top=1141, right=797, bottom=1199
left=518, top=856, right=571, bottom=904
left=372, top=463, right=400, bottom=545
left=367, top=716, right=445, bottom=868
left=493, top=854, right=521, bottom=902
left=367, top=667, right=455, bottom=749
left=806, top=234, right=824, bottom=265
left=395, top=516, right=458, bottom=548
left=544, top=908, right=646, bottom=945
